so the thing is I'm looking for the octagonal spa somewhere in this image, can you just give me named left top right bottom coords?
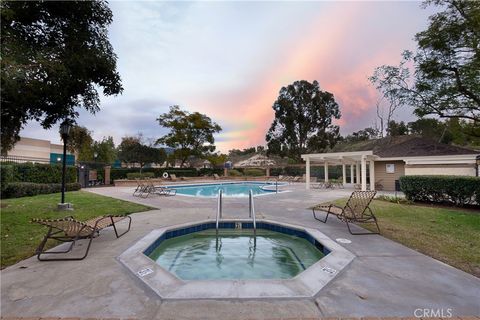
left=118, top=219, right=355, bottom=299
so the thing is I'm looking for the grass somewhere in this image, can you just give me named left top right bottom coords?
left=0, top=191, right=152, bottom=268
left=331, top=198, right=480, bottom=277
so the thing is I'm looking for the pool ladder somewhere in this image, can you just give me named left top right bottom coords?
left=215, top=189, right=256, bottom=234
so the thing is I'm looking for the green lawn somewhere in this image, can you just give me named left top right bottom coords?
left=0, top=191, right=152, bottom=268
left=331, top=198, right=480, bottom=277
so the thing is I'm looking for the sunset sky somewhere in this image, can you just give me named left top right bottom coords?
left=22, top=1, right=435, bottom=152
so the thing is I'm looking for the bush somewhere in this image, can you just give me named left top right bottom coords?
left=1, top=182, right=82, bottom=199
left=126, top=172, right=155, bottom=180
left=243, top=168, right=265, bottom=176
left=1, top=165, right=14, bottom=192
left=400, top=175, right=480, bottom=206
left=111, top=167, right=199, bottom=180
left=198, top=168, right=224, bottom=176
left=228, top=169, right=243, bottom=176
left=4, top=163, right=77, bottom=184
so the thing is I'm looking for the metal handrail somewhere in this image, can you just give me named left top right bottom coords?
left=249, top=190, right=256, bottom=234
left=216, top=189, right=223, bottom=232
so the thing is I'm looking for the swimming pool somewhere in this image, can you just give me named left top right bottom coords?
left=167, top=182, right=283, bottom=197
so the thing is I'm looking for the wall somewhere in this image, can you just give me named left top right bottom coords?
left=405, top=164, right=477, bottom=176
left=6, top=137, right=74, bottom=163
left=374, top=160, right=405, bottom=191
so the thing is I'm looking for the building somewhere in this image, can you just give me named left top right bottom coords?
left=3, top=136, right=75, bottom=165
left=301, top=136, right=479, bottom=191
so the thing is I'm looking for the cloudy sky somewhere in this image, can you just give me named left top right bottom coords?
left=22, top=1, right=434, bottom=152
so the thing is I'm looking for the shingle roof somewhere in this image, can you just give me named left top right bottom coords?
left=332, top=136, right=478, bottom=157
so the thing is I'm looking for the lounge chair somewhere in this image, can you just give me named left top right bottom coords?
left=170, top=173, right=178, bottom=182
left=213, top=174, right=220, bottom=180
left=142, top=181, right=177, bottom=197
left=312, top=191, right=380, bottom=235
left=133, top=180, right=148, bottom=197
left=32, top=215, right=132, bottom=261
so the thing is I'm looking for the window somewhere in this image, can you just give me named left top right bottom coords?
left=386, top=163, right=395, bottom=174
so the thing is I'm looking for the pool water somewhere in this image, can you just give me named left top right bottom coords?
left=148, top=229, right=325, bottom=280
left=167, top=182, right=280, bottom=197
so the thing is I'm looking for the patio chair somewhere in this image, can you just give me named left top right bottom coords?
left=170, top=174, right=178, bottom=182
left=32, top=215, right=132, bottom=261
left=141, top=181, right=177, bottom=197
left=133, top=180, right=147, bottom=197
left=312, top=190, right=380, bottom=235
left=213, top=174, right=220, bottom=180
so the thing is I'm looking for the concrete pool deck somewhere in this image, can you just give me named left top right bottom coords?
left=1, top=183, right=479, bottom=319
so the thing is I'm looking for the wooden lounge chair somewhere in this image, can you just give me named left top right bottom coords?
left=32, top=215, right=132, bottom=261
left=312, top=191, right=380, bottom=235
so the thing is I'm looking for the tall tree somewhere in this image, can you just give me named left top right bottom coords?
left=1, top=1, right=123, bottom=153
left=408, top=118, right=453, bottom=143
left=370, top=0, right=480, bottom=129
left=156, top=106, right=222, bottom=167
left=93, top=136, right=116, bottom=164
left=67, top=125, right=94, bottom=161
left=386, top=120, right=409, bottom=136
left=117, top=136, right=166, bottom=172
left=266, top=80, right=341, bottom=161
left=343, top=127, right=380, bottom=143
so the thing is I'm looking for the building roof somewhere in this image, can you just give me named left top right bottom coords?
left=332, top=136, right=478, bottom=158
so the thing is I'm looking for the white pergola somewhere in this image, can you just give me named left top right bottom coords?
left=301, top=151, right=376, bottom=191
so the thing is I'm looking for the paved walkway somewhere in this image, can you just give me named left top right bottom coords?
left=1, top=183, right=479, bottom=319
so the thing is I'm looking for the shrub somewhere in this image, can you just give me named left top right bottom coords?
left=243, top=168, right=265, bottom=176
left=1, top=165, right=14, bottom=192
left=228, top=169, right=243, bottom=176
left=198, top=168, right=224, bottom=176
left=126, top=172, right=155, bottom=180
left=1, top=182, right=81, bottom=199
left=111, top=167, right=199, bottom=180
left=7, top=163, right=77, bottom=184
left=400, top=175, right=480, bottom=206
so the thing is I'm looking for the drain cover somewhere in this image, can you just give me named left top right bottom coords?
left=335, top=238, right=352, bottom=244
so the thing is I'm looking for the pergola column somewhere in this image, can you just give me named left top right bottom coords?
left=342, top=163, right=346, bottom=185
left=324, top=162, right=329, bottom=182
left=356, top=162, right=361, bottom=185
left=305, top=157, right=311, bottom=190
left=369, top=160, right=376, bottom=191
left=350, top=164, right=354, bottom=184
left=361, top=156, right=367, bottom=191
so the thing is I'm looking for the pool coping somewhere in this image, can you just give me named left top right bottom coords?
left=117, top=219, right=355, bottom=300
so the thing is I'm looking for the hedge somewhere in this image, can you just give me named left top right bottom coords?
left=198, top=168, right=224, bottom=176
left=400, top=175, right=480, bottom=206
left=0, top=163, right=77, bottom=185
left=126, top=172, right=155, bottom=179
left=228, top=169, right=243, bottom=176
left=243, top=168, right=265, bottom=176
left=111, top=167, right=199, bottom=180
left=1, top=182, right=82, bottom=199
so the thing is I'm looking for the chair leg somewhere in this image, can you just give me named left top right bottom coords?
left=345, top=219, right=380, bottom=235
left=37, top=233, right=94, bottom=261
left=111, top=216, right=132, bottom=238
left=312, top=208, right=329, bottom=223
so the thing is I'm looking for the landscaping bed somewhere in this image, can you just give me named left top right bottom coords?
left=0, top=191, right=152, bottom=268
